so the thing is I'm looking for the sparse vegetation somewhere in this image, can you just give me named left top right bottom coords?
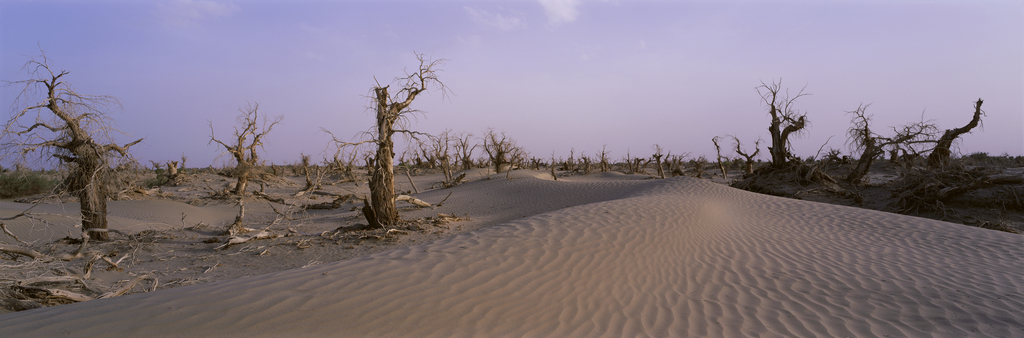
left=0, top=170, right=58, bottom=198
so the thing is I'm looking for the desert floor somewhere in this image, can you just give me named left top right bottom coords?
left=1, top=167, right=1023, bottom=337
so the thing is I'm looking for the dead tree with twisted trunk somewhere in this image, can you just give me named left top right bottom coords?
left=208, top=103, right=283, bottom=196
left=927, top=99, right=984, bottom=168
left=845, top=104, right=936, bottom=183
left=712, top=136, right=728, bottom=180
left=366, top=54, right=448, bottom=226
left=757, top=79, right=809, bottom=169
left=1, top=52, right=142, bottom=241
left=651, top=144, right=665, bottom=179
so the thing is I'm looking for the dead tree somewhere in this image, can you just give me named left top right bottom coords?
left=598, top=145, right=610, bottom=172
left=208, top=102, right=282, bottom=196
left=927, top=99, right=984, bottom=168
left=482, top=129, right=521, bottom=173
left=691, top=156, right=709, bottom=178
left=1, top=53, right=142, bottom=241
left=730, top=135, right=761, bottom=174
left=652, top=144, right=665, bottom=179
left=712, top=136, right=728, bottom=180
left=164, top=161, right=180, bottom=184
left=845, top=104, right=936, bottom=182
left=299, top=153, right=311, bottom=177
left=565, top=148, right=576, bottom=172
left=758, top=79, right=809, bottom=168
left=453, top=132, right=477, bottom=171
left=430, top=130, right=457, bottom=185
left=366, top=54, right=448, bottom=225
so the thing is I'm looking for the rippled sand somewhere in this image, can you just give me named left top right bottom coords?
left=2, top=176, right=1022, bottom=337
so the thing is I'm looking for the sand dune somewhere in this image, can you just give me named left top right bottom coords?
left=2, top=176, right=1023, bottom=337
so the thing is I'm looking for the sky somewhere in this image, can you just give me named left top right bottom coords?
left=2, top=0, right=1022, bottom=168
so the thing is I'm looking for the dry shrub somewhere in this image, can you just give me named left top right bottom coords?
left=889, top=162, right=988, bottom=216
left=0, top=171, right=58, bottom=198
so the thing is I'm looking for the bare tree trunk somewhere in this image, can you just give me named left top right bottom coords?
left=166, top=161, right=179, bottom=180
left=233, top=165, right=250, bottom=195
left=927, top=99, right=984, bottom=168
left=371, top=139, right=398, bottom=224
left=712, top=137, right=728, bottom=181
left=847, top=144, right=879, bottom=183
left=77, top=164, right=110, bottom=241
left=599, top=145, right=610, bottom=172
left=405, top=167, right=419, bottom=194
left=370, top=85, right=400, bottom=225
left=652, top=146, right=665, bottom=179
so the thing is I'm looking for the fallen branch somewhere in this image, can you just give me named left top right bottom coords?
left=215, top=230, right=280, bottom=250
left=18, top=275, right=84, bottom=285
left=99, top=275, right=154, bottom=299
left=385, top=229, right=408, bottom=237
left=436, top=191, right=453, bottom=207
left=82, top=253, right=102, bottom=279
left=61, top=229, right=92, bottom=261
left=0, top=244, right=45, bottom=260
left=254, top=189, right=288, bottom=205
left=442, top=172, right=466, bottom=188
left=405, top=167, right=419, bottom=194
left=986, top=174, right=1024, bottom=185
left=396, top=195, right=431, bottom=208
left=15, top=285, right=94, bottom=302
left=0, top=298, right=42, bottom=311
left=301, top=194, right=352, bottom=211
left=0, top=221, right=29, bottom=245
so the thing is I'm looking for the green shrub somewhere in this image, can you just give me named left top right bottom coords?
left=0, top=171, right=59, bottom=198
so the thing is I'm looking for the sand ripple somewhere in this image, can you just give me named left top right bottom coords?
left=2, top=177, right=1022, bottom=337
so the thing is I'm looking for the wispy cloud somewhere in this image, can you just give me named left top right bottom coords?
left=157, top=0, right=239, bottom=28
left=457, top=35, right=483, bottom=46
left=464, top=6, right=525, bottom=31
left=537, top=0, right=581, bottom=25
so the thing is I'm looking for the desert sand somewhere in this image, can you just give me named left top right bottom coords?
left=2, top=171, right=1023, bottom=337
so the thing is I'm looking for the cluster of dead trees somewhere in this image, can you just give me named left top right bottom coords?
left=0, top=50, right=1009, bottom=250
left=721, top=79, right=1012, bottom=229
left=731, top=79, right=988, bottom=184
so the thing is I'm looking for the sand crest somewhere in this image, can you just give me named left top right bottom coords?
left=1, top=177, right=1022, bottom=337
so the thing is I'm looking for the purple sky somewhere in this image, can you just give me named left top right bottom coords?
left=2, top=0, right=1022, bottom=168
